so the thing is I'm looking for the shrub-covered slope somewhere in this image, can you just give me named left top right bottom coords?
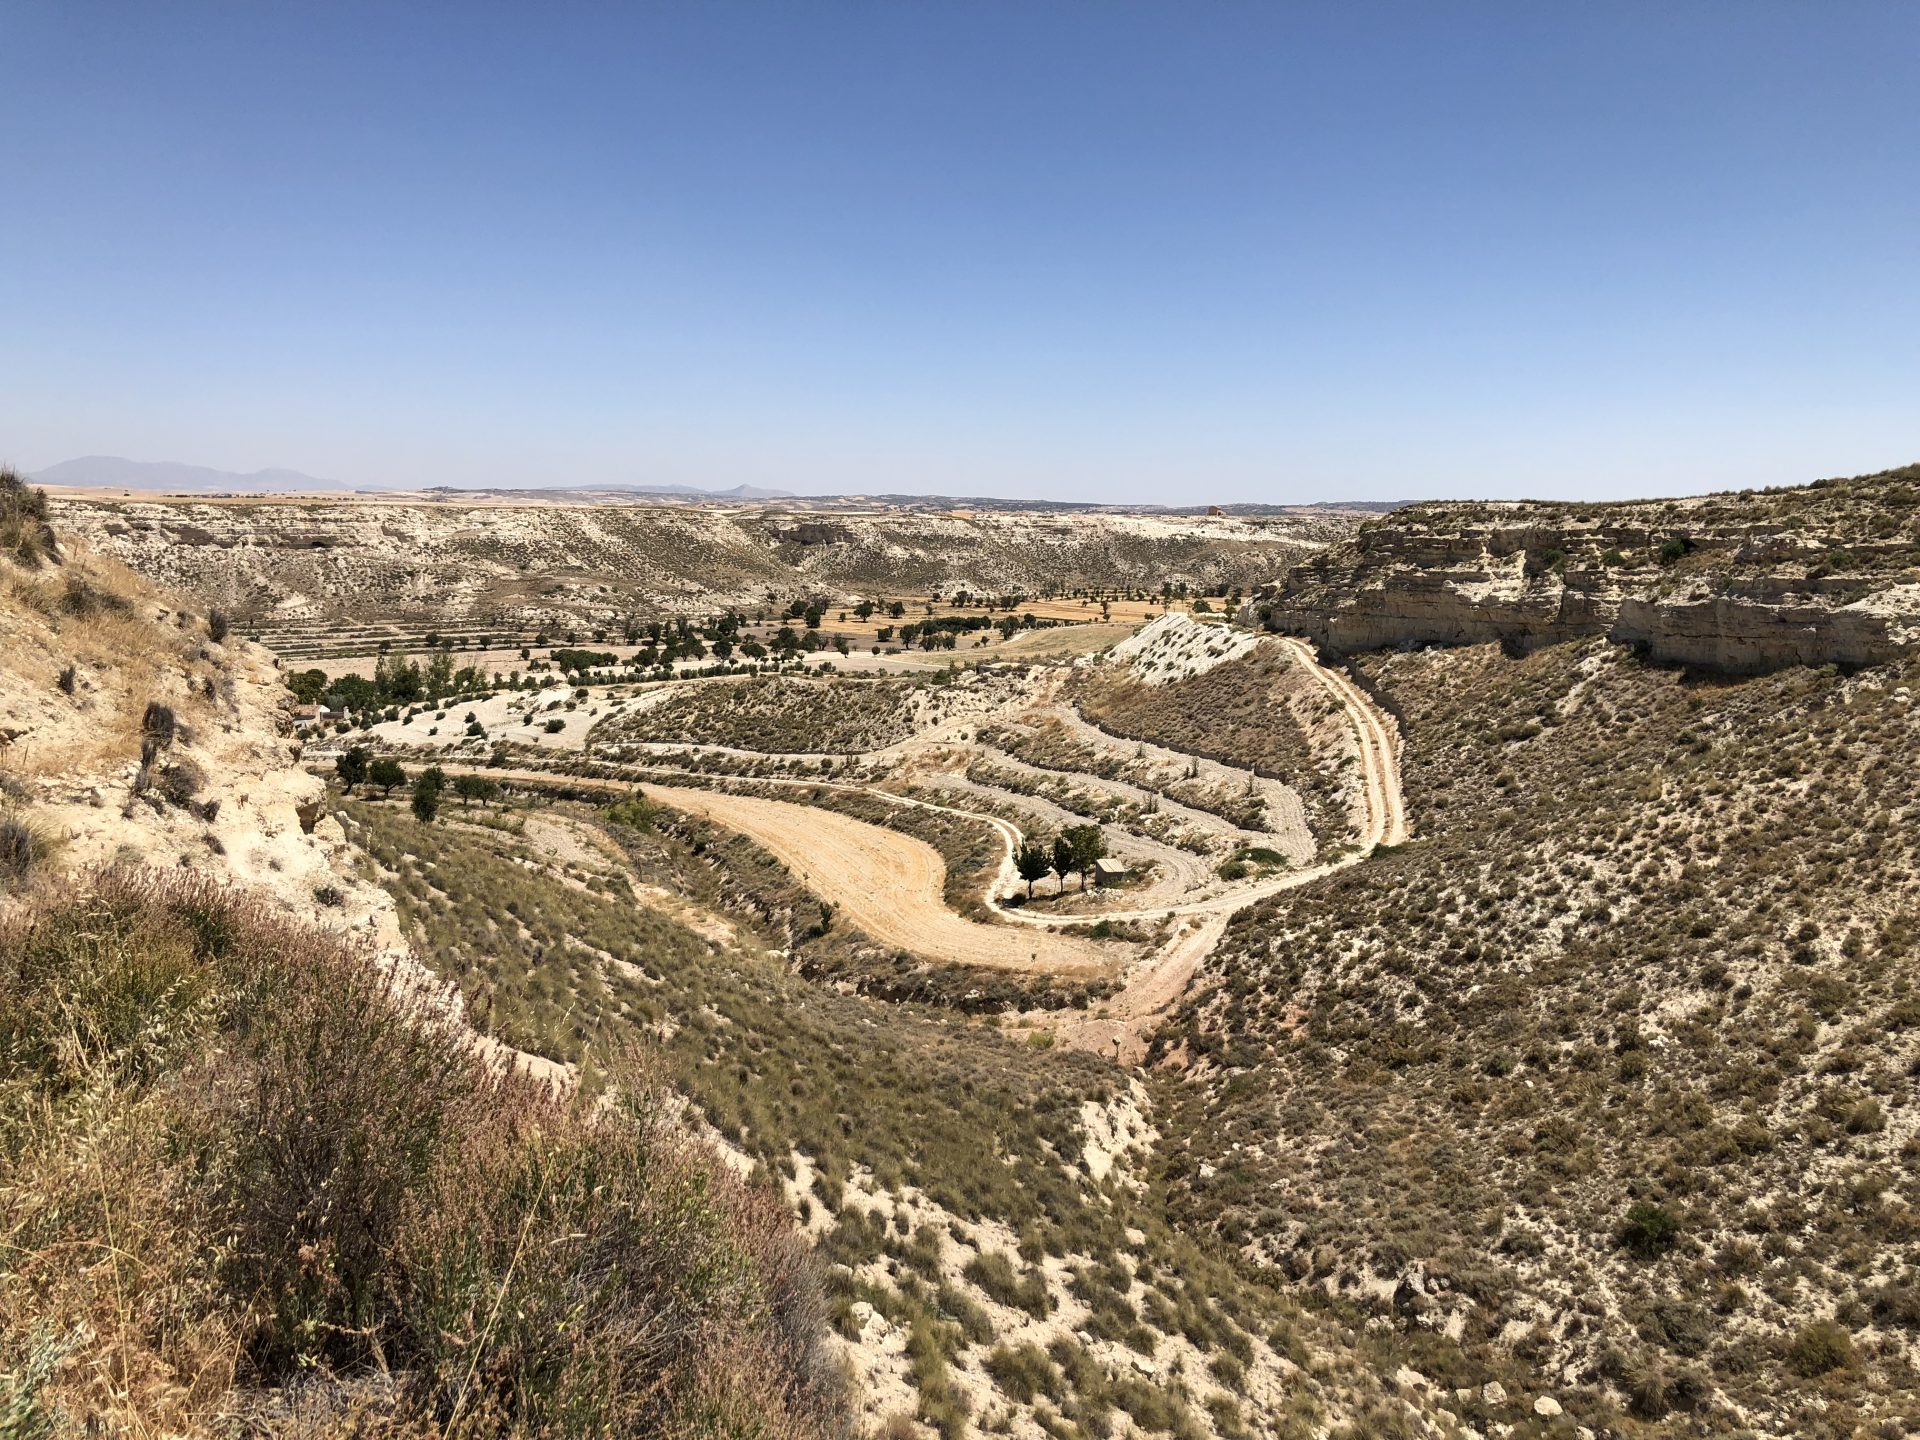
left=1152, top=637, right=1920, bottom=1436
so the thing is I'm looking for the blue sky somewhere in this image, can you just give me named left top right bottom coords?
left=3, top=2, right=1915, bottom=502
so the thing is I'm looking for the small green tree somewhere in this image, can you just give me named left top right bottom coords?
left=1064, top=824, right=1107, bottom=891
left=1014, top=841, right=1051, bottom=899
left=288, top=668, right=329, bottom=704
left=335, top=747, right=370, bottom=793
left=411, top=765, right=446, bottom=823
left=370, top=757, right=407, bottom=797
left=452, top=774, right=500, bottom=808
left=1050, top=835, right=1075, bottom=895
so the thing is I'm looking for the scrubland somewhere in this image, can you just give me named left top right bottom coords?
left=1154, top=637, right=1920, bottom=1435
left=336, top=794, right=1402, bottom=1438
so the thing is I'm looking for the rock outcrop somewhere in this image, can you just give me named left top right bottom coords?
left=1250, top=464, right=1920, bottom=674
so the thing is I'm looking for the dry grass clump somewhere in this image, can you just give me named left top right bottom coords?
left=0, top=869, right=846, bottom=1439
left=0, top=810, right=57, bottom=890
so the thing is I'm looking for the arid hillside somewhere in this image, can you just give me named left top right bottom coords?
left=50, top=494, right=1362, bottom=646
left=1255, top=462, right=1920, bottom=673
left=1155, top=471, right=1920, bottom=1436
left=0, top=471, right=848, bottom=1437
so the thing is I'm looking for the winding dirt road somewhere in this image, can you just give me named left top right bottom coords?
left=1276, top=636, right=1408, bottom=848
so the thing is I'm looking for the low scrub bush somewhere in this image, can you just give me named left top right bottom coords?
left=963, top=1250, right=1052, bottom=1319
left=0, top=467, right=58, bottom=567
left=982, top=1342, right=1061, bottom=1403
left=0, top=870, right=846, bottom=1439
left=1617, top=1201, right=1682, bottom=1260
left=1786, top=1320, right=1853, bottom=1378
left=0, top=813, right=56, bottom=890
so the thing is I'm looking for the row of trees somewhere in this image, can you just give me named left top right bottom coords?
left=1014, top=824, right=1109, bottom=898
left=288, top=650, right=485, bottom=714
left=333, top=748, right=502, bottom=821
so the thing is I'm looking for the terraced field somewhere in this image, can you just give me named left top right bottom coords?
left=351, top=616, right=1405, bottom=1069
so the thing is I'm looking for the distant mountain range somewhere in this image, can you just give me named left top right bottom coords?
left=34, top=456, right=355, bottom=494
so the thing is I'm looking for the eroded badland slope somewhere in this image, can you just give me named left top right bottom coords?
left=51, top=495, right=1360, bottom=643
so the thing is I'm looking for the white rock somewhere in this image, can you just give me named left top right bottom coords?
left=1533, top=1396, right=1562, bottom=1417
left=1482, top=1381, right=1507, bottom=1406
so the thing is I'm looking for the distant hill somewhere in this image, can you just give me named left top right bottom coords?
left=34, top=455, right=353, bottom=494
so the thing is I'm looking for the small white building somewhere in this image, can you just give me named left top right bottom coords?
left=1092, top=857, right=1130, bottom=887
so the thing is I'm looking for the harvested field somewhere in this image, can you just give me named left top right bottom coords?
left=644, top=785, right=1124, bottom=975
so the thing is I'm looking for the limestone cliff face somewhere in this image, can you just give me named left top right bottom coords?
left=1250, top=465, right=1920, bottom=674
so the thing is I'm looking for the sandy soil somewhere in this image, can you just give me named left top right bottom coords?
left=642, top=785, right=1121, bottom=976
left=1041, top=915, right=1229, bottom=1064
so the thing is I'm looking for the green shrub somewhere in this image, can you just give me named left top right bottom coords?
left=983, top=1342, right=1060, bottom=1403
left=1617, top=1201, right=1682, bottom=1260
left=1786, top=1320, right=1853, bottom=1378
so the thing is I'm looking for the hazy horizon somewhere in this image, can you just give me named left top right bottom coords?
left=5, top=3, right=1916, bottom=504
